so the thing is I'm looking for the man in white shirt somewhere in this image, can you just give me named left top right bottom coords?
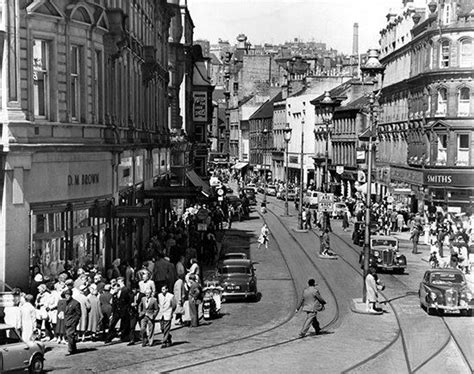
left=157, top=285, right=176, bottom=348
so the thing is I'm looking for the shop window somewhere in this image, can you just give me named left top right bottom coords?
left=33, top=39, right=49, bottom=118
left=436, top=88, right=447, bottom=116
left=456, top=134, right=469, bottom=166
left=458, top=87, right=470, bottom=116
left=440, top=40, right=450, bottom=68
left=70, top=45, right=81, bottom=121
left=436, top=134, right=447, bottom=165
left=459, top=39, right=472, bottom=68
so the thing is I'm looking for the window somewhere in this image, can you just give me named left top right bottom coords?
left=457, top=134, right=469, bottom=166
left=436, top=134, right=447, bottom=165
left=460, top=39, right=472, bottom=68
left=440, top=40, right=450, bottom=68
left=444, top=4, right=451, bottom=25
left=94, top=50, right=103, bottom=123
left=458, top=87, right=470, bottom=116
left=71, top=45, right=81, bottom=121
left=33, top=39, right=48, bottom=118
left=436, top=88, right=447, bottom=115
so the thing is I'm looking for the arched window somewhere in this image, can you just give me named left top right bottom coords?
left=459, top=39, right=472, bottom=68
left=458, top=87, right=470, bottom=116
left=436, top=88, right=447, bottom=115
left=440, top=40, right=450, bottom=68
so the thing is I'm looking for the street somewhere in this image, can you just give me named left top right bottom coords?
left=40, top=190, right=473, bottom=373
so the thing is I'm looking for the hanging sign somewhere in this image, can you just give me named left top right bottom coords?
left=336, top=166, right=344, bottom=175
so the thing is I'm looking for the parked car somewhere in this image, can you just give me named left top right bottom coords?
left=217, top=259, right=258, bottom=302
left=218, top=252, right=248, bottom=267
left=0, top=324, right=45, bottom=373
left=332, top=202, right=349, bottom=218
left=419, top=268, right=473, bottom=316
left=245, top=184, right=258, bottom=193
left=265, top=185, right=277, bottom=196
left=256, top=184, right=265, bottom=194
left=303, top=190, right=319, bottom=208
left=242, top=188, right=257, bottom=206
left=360, top=235, right=407, bottom=273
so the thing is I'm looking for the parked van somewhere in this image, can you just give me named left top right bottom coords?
left=303, top=190, right=318, bottom=208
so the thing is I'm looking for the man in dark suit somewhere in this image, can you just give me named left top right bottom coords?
left=105, top=277, right=131, bottom=343
left=139, top=287, right=159, bottom=347
left=63, top=289, right=81, bottom=355
left=296, top=279, right=326, bottom=338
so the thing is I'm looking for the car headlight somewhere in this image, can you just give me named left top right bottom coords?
left=429, top=292, right=437, bottom=301
left=373, top=251, right=380, bottom=257
left=461, top=291, right=473, bottom=302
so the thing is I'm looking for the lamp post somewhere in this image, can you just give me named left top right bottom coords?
left=359, top=49, right=385, bottom=304
left=261, top=128, right=269, bottom=206
left=283, top=123, right=293, bottom=216
left=311, top=91, right=342, bottom=229
left=297, top=117, right=305, bottom=230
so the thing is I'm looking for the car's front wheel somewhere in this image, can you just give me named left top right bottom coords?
left=29, top=354, right=44, bottom=374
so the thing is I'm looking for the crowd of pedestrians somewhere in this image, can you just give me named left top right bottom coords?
left=2, top=203, right=233, bottom=355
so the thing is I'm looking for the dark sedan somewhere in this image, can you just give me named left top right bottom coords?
left=419, top=268, right=473, bottom=316
left=217, top=259, right=258, bottom=302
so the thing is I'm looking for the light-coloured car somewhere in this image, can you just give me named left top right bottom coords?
left=303, top=190, right=318, bottom=208
left=332, top=202, right=349, bottom=218
left=0, top=324, right=44, bottom=373
left=265, top=185, right=277, bottom=196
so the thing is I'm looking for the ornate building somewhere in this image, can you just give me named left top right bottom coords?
left=377, top=0, right=474, bottom=213
left=0, top=0, right=172, bottom=290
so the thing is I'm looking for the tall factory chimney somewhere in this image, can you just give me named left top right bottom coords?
left=352, top=22, right=359, bottom=56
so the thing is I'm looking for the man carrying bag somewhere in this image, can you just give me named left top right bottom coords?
left=296, top=278, right=326, bottom=338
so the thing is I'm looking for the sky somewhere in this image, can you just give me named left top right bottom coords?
left=187, top=0, right=403, bottom=55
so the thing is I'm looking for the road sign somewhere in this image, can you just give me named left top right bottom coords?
left=318, top=192, right=334, bottom=212
left=217, top=188, right=225, bottom=196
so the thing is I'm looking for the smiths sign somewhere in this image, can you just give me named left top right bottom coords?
left=193, top=92, right=208, bottom=122
left=423, top=171, right=474, bottom=187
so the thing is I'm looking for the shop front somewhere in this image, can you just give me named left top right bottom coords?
left=28, top=152, right=114, bottom=286
left=388, top=166, right=424, bottom=213
left=423, top=169, right=474, bottom=214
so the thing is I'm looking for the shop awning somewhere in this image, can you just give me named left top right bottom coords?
left=232, top=162, right=249, bottom=170
left=355, top=183, right=376, bottom=194
left=142, top=186, right=201, bottom=199
left=186, top=170, right=211, bottom=197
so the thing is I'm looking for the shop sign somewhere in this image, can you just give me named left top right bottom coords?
left=289, top=156, right=298, bottom=164
left=193, top=92, right=208, bottom=122
left=336, top=166, right=344, bottom=175
left=391, top=167, right=423, bottom=186
left=68, top=173, right=99, bottom=186
left=357, top=170, right=366, bottom=183
left=318, top=192, right=334, bottom=212
left=424, top=170, right=474, bottom=187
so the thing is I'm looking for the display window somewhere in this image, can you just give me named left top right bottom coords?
left=31, top=209, right=107, bottom=279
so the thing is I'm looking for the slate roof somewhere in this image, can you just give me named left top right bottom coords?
left=249, top=92, right=283, bottom=120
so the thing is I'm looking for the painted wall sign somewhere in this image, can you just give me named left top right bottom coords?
left=193, top=92, right=208, bottom=122
left=68, top=174, right=99, bottom=186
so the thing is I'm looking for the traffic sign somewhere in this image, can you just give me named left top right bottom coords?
left=318, top=192, right=334, bottom=212
left=217, top=188, right=225, bottom=196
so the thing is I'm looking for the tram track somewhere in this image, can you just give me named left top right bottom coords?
left=268, top=197, right=473, bottom=373
left=101, top=202, right=343, bottom=373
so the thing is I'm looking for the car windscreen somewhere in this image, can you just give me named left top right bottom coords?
left=430, top=272, right=464, bottom=284
left=0, top=328, right=22, bottom=345
left=221, top=266, right=251, bottom=275
left=372, top=239, right=397, bottom=248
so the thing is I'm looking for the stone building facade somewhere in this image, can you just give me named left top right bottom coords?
left=377, top=0, right=474, bottom=213
left=0, top=0, right=172, bottom=290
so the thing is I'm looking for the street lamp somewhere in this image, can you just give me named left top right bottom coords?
left=261, top=128, right=269, bottom=206
left=359, top=48, right=385, bottom=306
left=297, top=116, right=305, bottom=231
left=283, top=123, right=293, bottom=216
left=311, top=91, right=342, bottom=230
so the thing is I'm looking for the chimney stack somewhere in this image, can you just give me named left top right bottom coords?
left=352, top=23, right=359, bottom=56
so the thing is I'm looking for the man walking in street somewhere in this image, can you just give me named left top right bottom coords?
left=63, top=289, right=81, bottom=355
left=105, top=277, right=131, bottom=343
left=157, top=285, right=177, bottom=348
left=296, top=279, right=326, bottom=338
left=139, top=288, right=158, bottom=347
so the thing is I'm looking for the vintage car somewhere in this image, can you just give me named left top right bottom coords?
left=0, top=324, right=44, bottom=373
left=217, top=259, right=258, bottom=302
left=218, top=252, right=248, bottom=267
left=360, top=235, right=407, bottom=273
left=242, top=188, right=257, bottom=206
left=419, top=269, right=473, bottom=316
left=332, top=202, right=349, bottom=219
left=265, top=185, right=277, bottom=196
